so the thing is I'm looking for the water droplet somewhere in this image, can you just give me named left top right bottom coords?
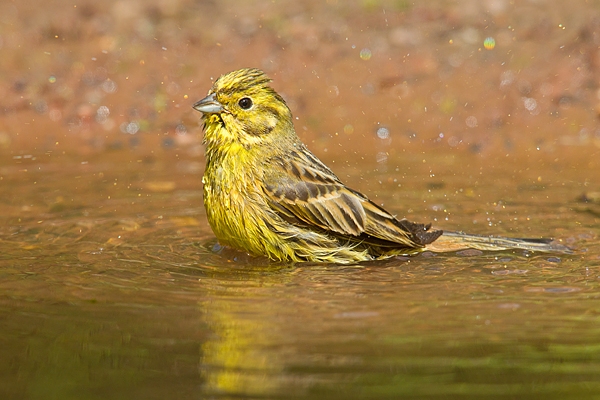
left=359, top=48, right=372, bottom=60
left=97, top=105, right=110, bottom=117
left=448, top=136, right=461, bottom=147
left=500, top=70, right=515, bottom=87
left=102, top=79, right=117, bottom=93
left=376, top=152, right=388, bottom=164
left=121, top=121, right=139, bottom=135
left=176, top=124, right=187, bottom=135
left=523, top=97, right=537, bottom=111
left=465, top=116, right=478, bottom=128
left=96, top=105, right=110, bottom=123
left=376, top=127, right=390, bottom=139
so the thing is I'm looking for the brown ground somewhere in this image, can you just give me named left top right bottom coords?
left=1, top=0, right=599, bottom=164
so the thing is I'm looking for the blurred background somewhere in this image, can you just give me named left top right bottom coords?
left=2, top=0, right=599, bottom=159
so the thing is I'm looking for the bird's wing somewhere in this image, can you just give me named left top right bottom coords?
left=262, top=148, right=441, bottom=246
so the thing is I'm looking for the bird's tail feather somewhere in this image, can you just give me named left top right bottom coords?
left=425, top=231, right=572, bottom=254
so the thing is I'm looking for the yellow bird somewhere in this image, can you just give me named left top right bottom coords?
left=193, top=68, right=569, bottom=264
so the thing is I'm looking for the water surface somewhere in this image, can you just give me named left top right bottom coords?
left=2, top=148, right=599, bottom=399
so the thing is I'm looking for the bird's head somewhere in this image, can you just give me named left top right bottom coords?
left=193, top=68, right=294, bottom=149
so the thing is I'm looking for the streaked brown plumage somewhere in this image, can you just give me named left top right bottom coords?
left=193, top=68, right=570, bottom=263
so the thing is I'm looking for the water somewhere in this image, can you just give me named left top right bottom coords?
left=1, top=147, right=599, bottom=400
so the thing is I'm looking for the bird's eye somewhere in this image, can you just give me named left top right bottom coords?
left=238, top=97, right=253, bottom=110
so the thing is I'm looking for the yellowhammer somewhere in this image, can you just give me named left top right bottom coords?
left=193, top=68, right=569, bottom=264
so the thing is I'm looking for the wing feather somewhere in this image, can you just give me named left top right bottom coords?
left=262, top=146, right=441, bottom=247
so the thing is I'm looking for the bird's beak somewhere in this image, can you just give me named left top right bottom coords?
left=193, top=93, right=223, bottom=114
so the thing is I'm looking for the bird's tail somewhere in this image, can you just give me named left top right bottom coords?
left=425, top=231, right=572, bottom=254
